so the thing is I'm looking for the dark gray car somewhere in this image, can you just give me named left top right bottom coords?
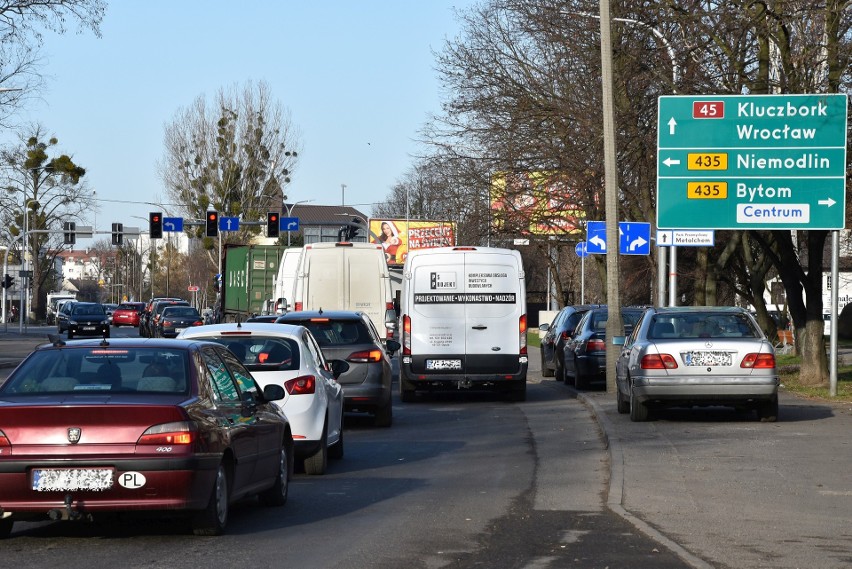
left=277, top=310, right=400, bottom=427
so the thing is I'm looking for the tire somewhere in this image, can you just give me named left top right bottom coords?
left=374, top=400, right=393, bottom=427
left=555, top=356, right=565, bottom=384
left=192, top=463, right=229, bottom=536
left=629, top=385, right=649, bottom=422
left=400, top=379, right=416, bottom=403
left=756, top=394, right=779, bottom=422
left=616, top=387, right=629, bottom=414
left=67, top=329, right=74, bottom=340
left=328, top=423, right=344, bottom=460
left=303, top=424, right=328, bottom=475
left=541, top=349, right=554, bottom=377
left=574, top=358, right=588, bottom=390
left=258, top=445, right=290, bottom=507
left=0, top=518, right=13, bottom=539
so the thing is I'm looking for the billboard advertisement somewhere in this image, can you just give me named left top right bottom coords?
left=490, top=171, right=587, bottom=235
left=369, top=219, right=455, bottom=266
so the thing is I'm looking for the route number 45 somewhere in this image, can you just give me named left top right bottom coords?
left=693, top=101, right=725, bottom=119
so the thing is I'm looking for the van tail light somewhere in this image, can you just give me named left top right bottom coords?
left=641, top=354, right=678, bottom=369
left=138, top=422, right=195, bottom=445
left=403, top=314, right=411, bottom=355
left=741, top=353, right=775, bottom=369
left=294, top=302, right=303, bottom=311
left=348, top=349, right=383, bottom=363
left=284, top=375, right=316, bottom=395
left=586, top=338, right=606, bottom=352
left=519, top=314, right=527, bottom=355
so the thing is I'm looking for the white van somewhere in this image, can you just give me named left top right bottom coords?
left=399, top=246, right=528, bottom=401
left=292, top=242, right=396, bottom=339
left=272, top=246, right=304, bottom=313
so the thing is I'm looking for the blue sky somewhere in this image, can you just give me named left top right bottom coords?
left=9, top=1, right=473, bottom=231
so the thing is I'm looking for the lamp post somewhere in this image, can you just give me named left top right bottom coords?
left=20, top=197, right=39, bottom=332
left=283, top=199, right=314, bottom=246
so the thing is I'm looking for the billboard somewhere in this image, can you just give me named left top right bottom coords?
left=369, top=219, right=455, bottom=266
left=490, top=171, right=587, bottom=235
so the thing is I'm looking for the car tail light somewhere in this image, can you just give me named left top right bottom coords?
left=403, top=314, right=411, bottom=355
left=641, top=354, right=678, bottom=369
left=285, top=375, right=316, bottom=395
left=519, top=314, right=527, bottom=355
left=137, top=422, right=195, bottom=445
left=560, top=331, right=569, bottom=341
left=586, top=338, right=606, bottom=351
left=192, top=320, right=203, bottom=327
left=348, top=349, right=383, bottom=363
left=163, top=320, right=172, bottom=326
left=741, top=353, right=775, bottom=369
left=0, top=429, right=10, bottom=447
left=294, top=302, right=303, bottom=311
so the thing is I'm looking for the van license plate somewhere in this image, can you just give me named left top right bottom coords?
left=426, top=359, right=462, bottom=370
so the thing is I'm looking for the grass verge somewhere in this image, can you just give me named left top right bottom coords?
left=775, top=353, right=852, bottom=403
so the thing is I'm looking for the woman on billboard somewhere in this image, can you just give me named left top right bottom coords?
left=377, top=221, right=401, bottom=263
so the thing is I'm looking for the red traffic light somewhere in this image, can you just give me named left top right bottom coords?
left=208, top=213, right=217, bottom=221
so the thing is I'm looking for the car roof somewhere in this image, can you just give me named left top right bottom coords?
left=177, top=322, right=307, bottom=338
left=34, top=336, right=215, bottom=351
left=278, top=310, right=367, bottom=321
left=651, top=306, right=749, bottom=315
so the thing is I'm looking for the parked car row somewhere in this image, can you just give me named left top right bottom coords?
left=541, top=305, right=780, bottom=423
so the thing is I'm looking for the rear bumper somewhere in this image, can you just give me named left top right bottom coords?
left=400, top=354, right=528, bottom=391
left=632, top=376, right=779, bottom=406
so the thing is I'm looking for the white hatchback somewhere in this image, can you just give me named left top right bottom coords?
left=179, top=322, right=346, bottom=475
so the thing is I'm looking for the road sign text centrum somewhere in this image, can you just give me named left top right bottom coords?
left=657, top=94, right=847, bottom=230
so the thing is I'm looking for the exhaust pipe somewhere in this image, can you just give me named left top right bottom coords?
left=458, top=378, right=472, bottom=389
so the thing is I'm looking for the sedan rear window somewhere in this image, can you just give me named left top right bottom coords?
left=287, top=320, right=370, bottom=346
left=205, top=337, right=301, bottom=372
left=649, top=313, right=759, bottom=340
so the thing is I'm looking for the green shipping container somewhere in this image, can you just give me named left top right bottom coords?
left=222, top=244, right=287, bottom=321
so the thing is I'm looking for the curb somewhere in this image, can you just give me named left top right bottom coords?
left=576, top=390, right=715, bottom=569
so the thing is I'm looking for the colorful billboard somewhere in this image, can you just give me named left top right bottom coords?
left=490, top=171, right=587, bottom=235
left=369, top=219, right=455, bottom=266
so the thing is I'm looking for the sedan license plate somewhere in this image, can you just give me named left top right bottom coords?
left=683, top=351, right=732, bottom=367
left=83, top=326, right=97, bottom=331
left=426, top=359, right=462, bottom=370
left=32, top=468, right=114, bottom=492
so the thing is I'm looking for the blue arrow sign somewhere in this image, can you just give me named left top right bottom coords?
left=619, top=222, right=651, bottom=255
left=586, top=221, right=607, bottom=254
left=280, top=216, right=299, bottom=232
left=575, top=241, right=588, bottom=258
left=219, top=216, right=240, bottom=232
left=163, top=217, right=183, bottom=232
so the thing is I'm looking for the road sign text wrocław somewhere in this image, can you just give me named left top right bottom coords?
left=657, top=94, right=848, bottom=230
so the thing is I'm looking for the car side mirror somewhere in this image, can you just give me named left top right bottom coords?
left=385, top=339, right=401, bottom=354
left=329, top=359, right=350, bottom=378
left=262, top=384, right=286, bottom=402
left=539, top=323, right=550, bottom=332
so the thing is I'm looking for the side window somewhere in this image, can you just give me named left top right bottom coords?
left=575, top=311, right=592, bottom=335
left=303, top=331, right=328, bottom=370
left=626, top=313, right=647, bottom=347
left=200, top=347, right=240, bottom=403
left=219, top=348, right=261, bottom=400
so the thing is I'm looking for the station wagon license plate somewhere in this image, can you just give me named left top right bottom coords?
left=683, top=351, right=732, bottom=367
left=32, top=468, right=114, bottom=492
left=426, top=359, right=462, bottom=370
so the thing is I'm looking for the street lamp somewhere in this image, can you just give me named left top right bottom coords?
left=21, top=197, right=39, bottom=330
left=283, top=198, right=314, bottom=246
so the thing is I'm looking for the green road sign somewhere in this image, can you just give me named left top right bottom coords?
left=657, top=94, right=848, bottom=230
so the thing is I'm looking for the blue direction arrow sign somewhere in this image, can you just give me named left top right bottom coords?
left=586, top=221, right=607, bottom=254
left=619, top=222, right=651, bottom=255
left=280, top=216, right=299, bottom=232
left=575, top=241, right=588, bottom=258
left=162, top=217, right=183, bottom=232
left=219, top=216, right=240, bottom=232
left=657, top=93, right=848, bottom=230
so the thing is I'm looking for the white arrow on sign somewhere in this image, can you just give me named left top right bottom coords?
left=663, top=157, right=681, bottom=167
left=668, top=117, right=677, bottom=135
left=589, top=235, right=607, bottom=251
left=818, top=197, right=836, bottom=207
left=629, top=236, right=648, bottom=251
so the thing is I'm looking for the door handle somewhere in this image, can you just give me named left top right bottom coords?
left=472, top=325, right=487, bottom=330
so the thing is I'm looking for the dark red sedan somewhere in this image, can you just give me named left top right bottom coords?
left=110, top=302, right=146, bottom=328
left=0, top=337, right=294, bottom=537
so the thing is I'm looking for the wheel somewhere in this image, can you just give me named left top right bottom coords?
left=374, top=400, right=393, bottom=427
left=67, top=329, right=74, bottom=340
left=400, top=379, right=416, bottom=403
left=541, top=349, right=554, bottom=377
left=756, top=394, right=779, bottom=422
left=0, top=517, right=13, bottom=539
left=555, top=356, right=565, bottom=384
left=574, top=358, right=588, bottom=390
left=328, top=425, right=344, bottom=460
left=192, top=463, right=229, bottom=536
left=303, top=424, right=328, bottom=475
left=616, top=386, right=629, bottom=414
left=258, top=445, right=290, bottom=507
left=629, top=385, right=649, bottom=422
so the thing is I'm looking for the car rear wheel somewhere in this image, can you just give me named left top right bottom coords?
left=756, top=394, right=779, bottom=422
left=541, top=349, right=554, bottom=377
left=67, top=329, right=74, bottom=339
left=629, top=385, right=649, bottom=422
left=304, top=424, right=328, bottom=475
left=328, top=417, right=344, bottom=460
left=555, top=357, right=565, bottom=384
left=258, top=445, right=290, bottom=507
left=374, top=400, right=393, bottom=427
left=616, top=387, right=629, bottom=414
left=192, top=463, right=229, bottom=536
left=573, top=357, right=588, bottom=390
left=0, top=518, right=13, bottom=539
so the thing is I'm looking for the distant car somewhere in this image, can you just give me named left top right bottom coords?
left=540, top=304, right=602, bottom=381
left=147, top=299, right=190, bottom=338
left=563, top=306, right=646, bottom=389
left=55, top=300, right=78, bottom=334
left=178, top=323, right=346, bottom=475
left=0, top=338, right=293, bottom=537
left=276, top=310, right=400, bottom=427
left=615, top=306, right=780, bottom=422
left=111, top=301, right=146, bottom=328
left=140, top=297, right=184, bottom=337
left=59, top=302, right=110, bottom=339
left=157, top=305, right=205, bottom=338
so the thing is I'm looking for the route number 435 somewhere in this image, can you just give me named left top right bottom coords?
left=692, top=101, right=725, bottom=119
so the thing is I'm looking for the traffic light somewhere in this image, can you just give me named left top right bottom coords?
left=206, top=211, right=219, bottom=237
left=111, top=222, right=124, bottom=245
left=2, top=274, right=13, bottom=289
left=267, top=211, right=280, bottom=238
left=149, top=211, right=163, bottom=239
left=63, top=221, right=76, bottom=245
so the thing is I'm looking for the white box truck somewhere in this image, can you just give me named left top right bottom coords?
left=399, top=246, right=528, bottom=401
left=292, top=242, right=397, bottom=339
left=272, top=246, right=303, bottom=314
